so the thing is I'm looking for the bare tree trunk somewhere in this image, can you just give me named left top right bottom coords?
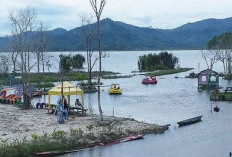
left=90, top=0, right=106, bottom=121
left=37, top=52, right=40, bottom=73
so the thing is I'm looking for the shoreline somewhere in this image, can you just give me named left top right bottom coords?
left=0, top=104, right=169, bottom=156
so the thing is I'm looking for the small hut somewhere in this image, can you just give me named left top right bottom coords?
left=48, top=81, right=84, bottom=106
left=198, top=69, right=219, bottom=89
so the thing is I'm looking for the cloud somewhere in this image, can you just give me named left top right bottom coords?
left=0, top=0, right=232, bottom=35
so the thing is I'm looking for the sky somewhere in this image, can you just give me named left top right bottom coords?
left=0, top=0, right=232, bottom=36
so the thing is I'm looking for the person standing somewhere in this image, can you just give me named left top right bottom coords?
left=63, top=98, right=69, bottom=120
left=57, top=98, right=64, bottom=123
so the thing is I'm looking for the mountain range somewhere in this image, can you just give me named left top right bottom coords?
left=1, top=17, right=232, bottom=51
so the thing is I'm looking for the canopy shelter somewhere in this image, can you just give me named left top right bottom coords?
left=48, top=81, right=84, bottom=106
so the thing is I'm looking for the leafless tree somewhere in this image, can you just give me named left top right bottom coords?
left=34, top=22, right=51, bottom=92
left=89, top=0, right=106, bottom=121
left=78, top=14, right=98, bottom=87
left=214, top=50, right=228, bottom=74
left=201, top=50, right=217, bottom=70
left=9, top=7, right=38, bottom=109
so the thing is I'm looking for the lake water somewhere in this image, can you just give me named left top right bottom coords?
left=35, top=50, right=232, bottom=157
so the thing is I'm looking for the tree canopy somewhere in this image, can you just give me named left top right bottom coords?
left=60, top=54, right=85, bottom=71
left=207, top=32, right=232, bottom=50
left=138, top=52, right=178, bottom=71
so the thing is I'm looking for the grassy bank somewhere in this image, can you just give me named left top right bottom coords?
left=146, top=68, right=193, bottom=76
left=0, top=71, right=121, bottom=88
left=102, top=75, right=134, bottom=79
left=0, top=115, right=168, bottom=157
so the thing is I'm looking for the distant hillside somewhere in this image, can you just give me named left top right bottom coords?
left=1, top=17, right=232, bottom=51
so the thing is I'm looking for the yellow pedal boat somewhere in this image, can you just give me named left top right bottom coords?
left=109, top=84, right=122, bottom=94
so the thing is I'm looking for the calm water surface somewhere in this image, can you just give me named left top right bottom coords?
left=36, top=50, right=232, bottom=157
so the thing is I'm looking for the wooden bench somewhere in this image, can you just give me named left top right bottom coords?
left=45, top=104, right=57, bottom=113
left=69, top=107, right=88, bottom=115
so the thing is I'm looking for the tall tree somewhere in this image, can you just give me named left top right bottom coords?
left=201, top=50, right=217, bottom=70
left=208, top=32, right=232, bottom=74
left=35, top=22, right=50, bottom=92
left=9, top=7, right=38, bottom=109
left=90, top=0, right=106, bottom=121
left=78, top=14, right=98, bottom=87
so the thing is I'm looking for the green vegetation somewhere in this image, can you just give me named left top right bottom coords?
left=33, top=82, right=55, bottom=89
left=185, top=72, right=198, bottom=78
left=223, top=74, right=232, bottom=80
left=60, top=54, right=85, bottom=71
left=102, top=75, right=133, bottom=79
left=138, top=52, right=178, bottom=71
left=0, top=71, right=124, bottom=88
left=146, top=68, right=193, bottom=76
left=0, top=126, right=129, bottom=157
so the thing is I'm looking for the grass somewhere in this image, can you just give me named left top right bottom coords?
left=102, top=75, right=134, bottom=79
left=0, top=71, right=121, bottom=87
left=146, top=68, right=193, bottom=76
left=0, top=126, right=128, bottom=157
left=223, top=74, right=232, bottom=80
left=32, top=82, right=55, bottom=89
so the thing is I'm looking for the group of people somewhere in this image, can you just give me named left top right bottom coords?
left=56, top=97, right=82, bottom=124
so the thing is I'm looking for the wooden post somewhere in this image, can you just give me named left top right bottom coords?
left=211, top=101, right=213, bottom=114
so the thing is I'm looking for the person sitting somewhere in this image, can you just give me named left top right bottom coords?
left=75, top=99, right=82, bottom=109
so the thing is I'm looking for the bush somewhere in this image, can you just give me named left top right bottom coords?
left=138, top=52, right=178, bottom=71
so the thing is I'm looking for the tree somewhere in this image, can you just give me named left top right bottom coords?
left=201, top=50, right=217, bottom=70
left=90, top=0, right=106, bottom=121
left=138, top=52, right=178, bottom=71
left=60, top=55, right=73, bottom=71
left=72, top=54, right=85, bottom=69
left=9, top=7, right=38, bottom=109
left=208, top=32, right=232, bottom=74
left=34, top=22, right=50, bottom=92
left=78, top=14, right=98, bottom=86
left=59, top=54, right=86, bottom=71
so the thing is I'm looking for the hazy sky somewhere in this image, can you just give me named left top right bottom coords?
left=0, top=0, right=232, bottom=36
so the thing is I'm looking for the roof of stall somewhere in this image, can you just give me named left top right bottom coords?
left=48, top=81, right=83, bottom=96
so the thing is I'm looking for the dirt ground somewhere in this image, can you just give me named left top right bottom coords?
left=0, top=104, right=168, bottom=142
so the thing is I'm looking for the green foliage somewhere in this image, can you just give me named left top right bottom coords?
left=146, top=68, right=193, bottom=76
left=51, top=129, right=67, bottom=139
left=60, top=55, right=73, bottom=71
left=33, top=82, right=54, bottom=89
left=185, top=71, right=197, bottom=78
left=138, top=52, right=178, bottom=71
left=72, top=54, right=85, bottom=69
left=208, top=32, right=232, bottom=49
left=60, top=54, right=85, bottom=71
left=31, top=134, right=39, bottom=140
left=102, top=75, right=133, bottom=79
left=76, top=74, right=88, bottom=81
left=224, top=74, right=232, bottom=80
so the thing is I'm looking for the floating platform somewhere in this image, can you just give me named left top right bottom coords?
left=177, top=116, right=202, bottom=127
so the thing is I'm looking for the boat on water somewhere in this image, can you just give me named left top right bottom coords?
left=100, top=134, right=144, bottom=146
left=177, top=115, right=202, bottom=127
left=142, top=76, right=157, bottom=84
left=214, top=106, right=220, bottom=112
left=109, top=84, right=122, bottom=94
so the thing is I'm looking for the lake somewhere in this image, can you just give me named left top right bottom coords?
left=36, top=50, right=232, bottom=157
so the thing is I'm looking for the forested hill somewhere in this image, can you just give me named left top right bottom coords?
left=1, top=17, right=232, bottom=51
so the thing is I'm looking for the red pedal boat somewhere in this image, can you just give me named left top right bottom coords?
left=142, top=76, right=157, bottom=84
